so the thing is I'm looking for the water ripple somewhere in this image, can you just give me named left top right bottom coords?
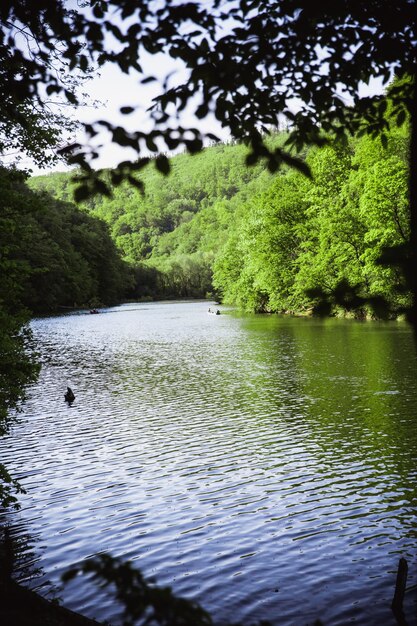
left=1, top=302, right=417, bottom=625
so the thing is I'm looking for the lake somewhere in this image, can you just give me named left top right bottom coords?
left=1, top=301, right=416, bottom=625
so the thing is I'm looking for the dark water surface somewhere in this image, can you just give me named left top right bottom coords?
left=1, top=301, right=417, bottom=625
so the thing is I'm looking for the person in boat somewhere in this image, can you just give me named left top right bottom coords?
left=64, top=387, right=75, bottom=403
left=216, top=309, right=220, bottom=315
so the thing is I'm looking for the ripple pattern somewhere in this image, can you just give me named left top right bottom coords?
left=1, top=302, right=417, bottom=625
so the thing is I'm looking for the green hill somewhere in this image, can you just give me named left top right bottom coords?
left=29, top=138, right=284, bottom=299
left=29, top=126, right=410, bottom=317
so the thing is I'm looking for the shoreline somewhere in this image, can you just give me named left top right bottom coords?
left=0, top=578, right=105, bottom=626
left=0, top=527, right=105, bottom=626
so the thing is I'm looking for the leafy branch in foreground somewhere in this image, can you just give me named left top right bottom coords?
left=1, top=2, right=415, bottom=182
left=2, top=2, right=417, bottom=328
left=0, top=462, right=26, bottom=510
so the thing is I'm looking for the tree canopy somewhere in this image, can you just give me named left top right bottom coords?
left=1, top=2, right=417, bottom=618
left=1, top=1, right=415, bottom=175
left=0, top=164, right=133, bottom=506
left=31, top=124, right=411, bottom=318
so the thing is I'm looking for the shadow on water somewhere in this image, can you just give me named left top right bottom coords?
left=0, top=517, right=49, bottom=594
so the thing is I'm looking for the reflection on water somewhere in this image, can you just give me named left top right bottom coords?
left=1, top=301, right=417, bottom=625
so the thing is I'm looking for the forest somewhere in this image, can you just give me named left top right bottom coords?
left=1, top=167, right=132, bottom=314
left=28, top=117, right=410, bottom=319
left=0, top=79, right=410, bottom=516
left=0, top=163, right=131, bottom=474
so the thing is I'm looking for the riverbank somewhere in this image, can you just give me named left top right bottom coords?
left=0, top=578, right=105, bottom=626
left=0, top=528, right=104, bottom=626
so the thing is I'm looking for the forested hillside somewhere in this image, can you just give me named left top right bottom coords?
left=29, top=124, right=410, bottom=317
left=214, top=126, right=410, bottom=316
left=1, top=167, right=131, bottom=313
left=30, top=139, right=284, bottom=299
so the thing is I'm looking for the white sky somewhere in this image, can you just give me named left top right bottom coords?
left=18, top=24, right=232, bottom=176
left=73, top=56, right=230, bottom=170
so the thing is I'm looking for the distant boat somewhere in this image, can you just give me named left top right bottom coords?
left=208, top=308, right=220, bottom=315
left=89, top=309, right=100, bottom=314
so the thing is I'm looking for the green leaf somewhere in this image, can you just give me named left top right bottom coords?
left=396, top=109, right=406, bottom=127
left=245, top=153, right=258, bottom=166
left=93, top=179, right=112, bottom=197
left=79, top=55, right=88, bottom=72
left=64, top=90, right=78, bottom=105
left=145, top=137, right=158, bottom=152
left=127, top=175, right=145, bottom=191
left=280, top=152, right=312, bottom=178
left=141, top=76, right=157, bottom=84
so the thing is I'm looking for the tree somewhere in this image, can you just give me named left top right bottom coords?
left=0, top=13, right=84, bottom=167
left=211, top=126, right=411, bottom=318
left=1, top=3, right=416, bottom=620
left=1, top=0, right=416, bottom=323
left=3, top=2, right=415, bottom=165
left=0, top=165, right=133, bottom=507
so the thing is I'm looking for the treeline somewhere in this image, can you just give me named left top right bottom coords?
left=29, top=123, right=410, bottom=317
left=1, top=167, right=131, bottom=313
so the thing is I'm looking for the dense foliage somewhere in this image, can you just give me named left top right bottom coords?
left=0, top=3, right=415, bottom=623
left=2, top=167, right=131, bottom=313
left=1, top=2, right=416, bottom=321
left=214, top=127, right=410, bottom=317
left=3, top=4, right=416, bottom=325
left=30, top=121, right=410, bottom=318
left=30, top=139, right=282, bottom=299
